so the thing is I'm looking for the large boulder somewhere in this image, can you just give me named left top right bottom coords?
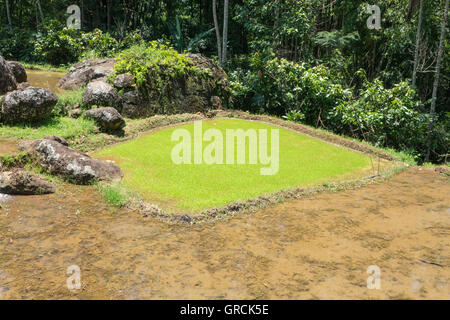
left=1, top=88, right=57, bottom=123
left=6, top=61, right=27, bottom=83
left=82, top=80, right=121, bottom=110
left=18, top=138, right=123, bottom=184
left=0, top=170, right=55, bottom=195
left=0, top=56, right=17, bottom=95
left=110, top=53, right=230, bottom=118
left=57, top=58, right=115, bottom=90
left=83, top=107, right=126, bottom=131
left=0, top=88, right=58, bottom=124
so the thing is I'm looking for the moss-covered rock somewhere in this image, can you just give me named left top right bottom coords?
left=110, top=43, right=230, bottom=118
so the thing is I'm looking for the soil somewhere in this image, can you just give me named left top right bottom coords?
left=0, top=167, right=448, bottom=299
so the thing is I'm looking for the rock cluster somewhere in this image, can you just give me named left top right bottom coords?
left=0, top=56, right=58, bottom=124
left=58, top=54, right=230, bottom=119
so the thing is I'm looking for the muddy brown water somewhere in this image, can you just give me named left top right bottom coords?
left=0, top=138, right=18, bottom=157
left=25, top=69, right=66, bottom=94
left=0, top=167, right=448, bottom=299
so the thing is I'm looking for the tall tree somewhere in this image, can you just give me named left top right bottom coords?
left=412, top=0, right=424, bottom=87
left=213, top=0, right=222, bottom=62
left=426, top=0, right=449, bottom=162
left=5, top=0, right=12, bottom=30
left=107, top=0, right=111, bottom=31
left=34, top=0, right=44, bottom=24
left=221, top=0, right=229, bottom=65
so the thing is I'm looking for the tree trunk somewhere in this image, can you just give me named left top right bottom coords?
left=36, top=0, right=44, bottom=24
left=221, top=0, right=229, bottom=65
left=426, top=0, right=449, bottom=162
left=412, top=0, right=423, bottom=87
left=107, top=0, right=111, bottom=31
left=5, top=0, right=12, bottom=30
left=213, top=0, right=222, bottom=62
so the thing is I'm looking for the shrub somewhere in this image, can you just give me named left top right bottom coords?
left=334, top=79, right=429, bottom=155
left=80, top=29, right=120, bottom=59
left=4, top=22, right=143, bottom=66
left=229, top=55, right=352, bottom=123
left=112, top=41, right=201, bottom=92
left=34, top=21, right=83, bottom=65
left=0, top=28, right=36, bottom=61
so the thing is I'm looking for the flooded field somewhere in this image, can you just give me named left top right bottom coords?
left=25, top=69, right=66, bottom=94
left=0, top=167, right=448, bottom=299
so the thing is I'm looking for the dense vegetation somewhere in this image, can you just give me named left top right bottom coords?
left=0, top=0, right=448, bottom=163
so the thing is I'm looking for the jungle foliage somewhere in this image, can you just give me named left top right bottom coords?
left=0, top=0, right=448, bottom=163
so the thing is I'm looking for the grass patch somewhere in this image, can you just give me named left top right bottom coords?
left=422, top=162, right=450, bottom=168
left=94, top=118, right=375, bottom=212
left=0, top=117, right=97, bottom=140
left=19, top=61, right=69, bottom=72
left=54, top=88, right=85, bottom=116
left=96, top=182, right=129, bottom=208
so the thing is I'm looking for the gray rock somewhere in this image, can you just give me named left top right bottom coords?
left=83, top=107, right=126, bottom=131
left=6, top=61, right=27, bottom=83
left=121, top=90, right=145, bottom=118
left=0, top=170, right=55, bottom=195
left=113, top=73, right=135, bottom=89
left=0, top=56, right=17, bottom=95
left=18, top=138, right=123, bottom=185
left=82, top=81, right=121, bottom=110
left=1, top=88, right=58, bottom=124
left=112, top=53, right=230, bottom=118
left=57, top=58, right=115, bottom=90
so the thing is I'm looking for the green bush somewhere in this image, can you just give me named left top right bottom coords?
left=34, top=21, right=83, bottom=65
left=4, top=22, right=143, bottom=66
left=334, top=79, right=429, bottom=154
left=112, top=41, right=201, bottom=92
left=0, top=28, right=36, bottom=61
left=230, top=55, right=351, bottom=122
left=80, top=29, right=121, bottom=60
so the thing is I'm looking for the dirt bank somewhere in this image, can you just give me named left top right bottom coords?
left=0, top=167, right=448, bottom=299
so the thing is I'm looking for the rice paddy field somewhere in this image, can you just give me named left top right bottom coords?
left=93, top=118, right=377, bottom=213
